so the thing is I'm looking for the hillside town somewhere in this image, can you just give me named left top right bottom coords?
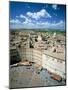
left=10, top=30, right=66, bottom=88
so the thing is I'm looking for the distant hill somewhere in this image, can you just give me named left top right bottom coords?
left=10, top=28, right=65, bottom=31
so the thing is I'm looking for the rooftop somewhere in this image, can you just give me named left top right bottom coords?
left=43, top=50, right=65, bottom=61
left=10, top=65, right=65, bottom=88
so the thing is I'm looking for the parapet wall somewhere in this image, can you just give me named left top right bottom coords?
left=18, top=47, right=65, bottom=78
left=42, top=54, right=65, bottom=78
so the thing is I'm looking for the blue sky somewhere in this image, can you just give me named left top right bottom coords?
left=10, top=1, right=66, bottom=30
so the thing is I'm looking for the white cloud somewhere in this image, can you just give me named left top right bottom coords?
left=10, top=19, right=21, bottom=24
left=10, top=11, right=65, bottom=30
left=51, top=20, right=64, bottom=26
left=52, top=5, right=57, bottom=10
left=19, top=14, right=26, bottom=19
left=16, top=14, right=32, bottom=24
left=10, top=16, right=65, bottom=30
left=33, top=20, right=65, bottom=29
left=27, top=9, right=51, bottom=20
left=49, top=20, right=65, bottom=29
left=11, top=18, right=65, bottom=29
left=16, top=14, right=27, bottom=20
left=23, top=18, right=32, bottom=24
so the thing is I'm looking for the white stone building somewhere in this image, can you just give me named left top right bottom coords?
left=18, top=47, right=65, bottom=79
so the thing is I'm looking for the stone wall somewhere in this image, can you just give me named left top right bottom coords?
left=42, top=54, right=65, bottom=78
